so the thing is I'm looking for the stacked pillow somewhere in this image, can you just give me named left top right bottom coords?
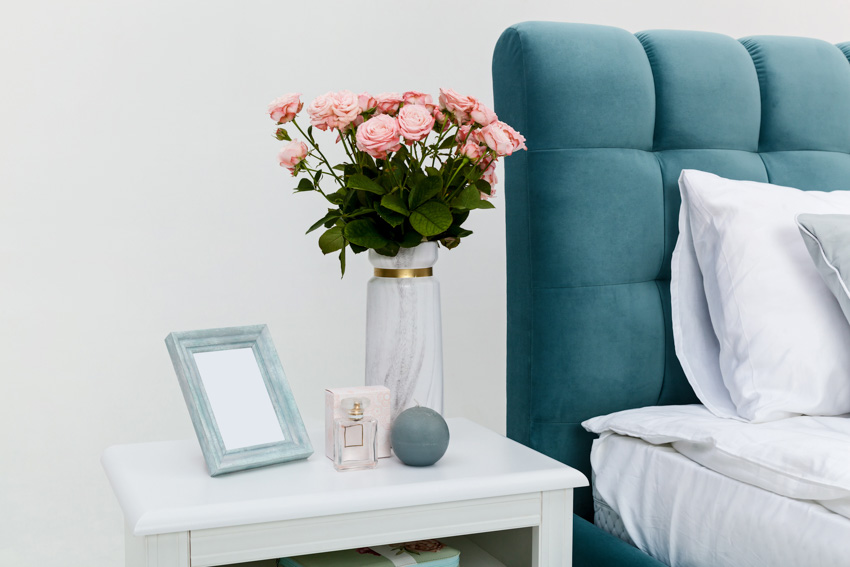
left=797, top=213, right=850, bottom=325
left=672, top=170, right=850, bottom=422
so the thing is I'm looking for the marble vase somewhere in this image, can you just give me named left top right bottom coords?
left=365, top=242, right=443, bottom=420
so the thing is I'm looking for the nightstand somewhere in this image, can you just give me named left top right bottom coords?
left=103, top=418, right=587, bottom=567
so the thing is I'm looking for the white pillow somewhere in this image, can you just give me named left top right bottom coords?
left=671, top=178, right=739, bottom=420
left=674, top=170, right=850, bottom=422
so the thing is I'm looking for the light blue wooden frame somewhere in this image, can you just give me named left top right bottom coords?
left=165, top=324, right=313, bottom=476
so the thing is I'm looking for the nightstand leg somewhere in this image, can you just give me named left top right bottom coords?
left=532, top=489, right=573, bottom=567
left=125, top=522, right=190, bottom=567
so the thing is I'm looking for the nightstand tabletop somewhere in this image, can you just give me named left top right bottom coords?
left=103, top=417, right=587, bottom=536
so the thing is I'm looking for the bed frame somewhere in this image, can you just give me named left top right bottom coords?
left=492, top=22, right=850, bottom=525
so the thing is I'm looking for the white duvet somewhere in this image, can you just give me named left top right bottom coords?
left=590, top=432, right=850, bottom=567
left=583, top=404, right=850, bottom=518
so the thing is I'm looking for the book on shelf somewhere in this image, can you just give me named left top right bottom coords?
left=279, top=539, right=460, bottom=567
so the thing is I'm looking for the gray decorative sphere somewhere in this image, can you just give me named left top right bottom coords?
left=391, top=406, right=450, bottom=466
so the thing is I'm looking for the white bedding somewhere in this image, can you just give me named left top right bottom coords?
left=584, top=404, right=850, bottom=517
left=591, top=432, right=850, bottom=567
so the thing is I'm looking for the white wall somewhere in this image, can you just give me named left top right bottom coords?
left=2, top=0, right=848, bottom=564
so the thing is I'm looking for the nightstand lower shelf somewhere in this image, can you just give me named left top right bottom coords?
left=232, top=535, right=509, bottom=567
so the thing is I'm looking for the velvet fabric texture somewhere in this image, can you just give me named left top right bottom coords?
left=573, top=515, right=667, bottom=567
left=492, top=22, right=850, bottom=520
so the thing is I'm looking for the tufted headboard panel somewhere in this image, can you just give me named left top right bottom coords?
left=492, top=22, right=850, bottom=519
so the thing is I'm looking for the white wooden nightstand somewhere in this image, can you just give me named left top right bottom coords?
left=103, top=418, right=587, bottom=567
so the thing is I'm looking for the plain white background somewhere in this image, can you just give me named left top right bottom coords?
left=2, top=1, right=849, bottom=564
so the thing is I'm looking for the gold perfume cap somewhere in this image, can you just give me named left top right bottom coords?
left=341, top=397, right=370, bottom=421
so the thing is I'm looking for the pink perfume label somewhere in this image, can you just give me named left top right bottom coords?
left=344, top=424, right=364, bottom=447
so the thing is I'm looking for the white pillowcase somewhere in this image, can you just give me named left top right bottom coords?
left=671, top=175, right=739, bottom=420
left=673, top=170, right=850, bottom=422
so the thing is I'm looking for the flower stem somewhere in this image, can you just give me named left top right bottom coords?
left=292, top=120, right=343, bottom=186
left=445, top=156, right=470, bottom=189
left=299, top=164, right=330, bottom=198
left=338, top=129, right=359, bottom=171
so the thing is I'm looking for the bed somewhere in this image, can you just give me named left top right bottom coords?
left=492, top=22, right=850, bottom=566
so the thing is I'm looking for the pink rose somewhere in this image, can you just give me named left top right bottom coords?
left=330, top=90, right=361, bottom=130
left=355, top=93, right=377, bottom=126
left=456, top=124, right=472, bottom=143
left=355, top=115, right=401, bottom=159
left=403, top=91, right=436, bottom=112
left=307, top=92, right=335, bottom=131
left=278, top=140, right=308, bottom=174
left=375, top=92, right=403, bottom=116
left=433, top=108, right=447, bottom=123
left=480, top=160, right=498, bottom=194
left=476, top=121, right=527, bottom=156
left=459, top=141, right=484, bottom=160
left=439, top=88, right=474, bottom=123
left=268, top=93, right=303, bottom=124
left=470, top=100, right=498, bottom=126
left=358, top=92, right=377, bottom=112
left=397, top=104, right=435, bottom=143
left=504, top=123, right=527, bottom=153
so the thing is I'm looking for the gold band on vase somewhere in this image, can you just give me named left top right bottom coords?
left=373, top=267, right=433, bottom=278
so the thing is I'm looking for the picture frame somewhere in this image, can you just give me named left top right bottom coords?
left=165, top=324, right=313, bottom=476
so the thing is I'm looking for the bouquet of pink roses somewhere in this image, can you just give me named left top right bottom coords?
left=270, top=89, right=526, bottom=275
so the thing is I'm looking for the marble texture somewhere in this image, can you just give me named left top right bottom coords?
left=365, top=243, right=444, bottom=420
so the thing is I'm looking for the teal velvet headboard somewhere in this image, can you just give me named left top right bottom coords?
left=492, top=22, right=850, bottom=520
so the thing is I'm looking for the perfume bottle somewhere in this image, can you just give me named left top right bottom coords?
left=333, top=397, right=378, bottom=472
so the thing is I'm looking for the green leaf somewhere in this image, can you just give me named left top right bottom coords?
left=338, top=246, right=346, bottom=277
left=450, top=185, right=481, bottom=210
left=346, top=207, right=374, bottom=218
left=295, top=178, right=314, bottom=192
left=391, top=145, right=410, bottom=165
left=399, top=229, right=423, bottom=248
left=342, top=188, right=358, bottom=212
left=409, top=175, right=442, bottom=209
left=350, top=243, right=367, bottom=254
left=453, top=210, right=470, bottom=225
left=381, top=193, right=410, bottom=216
left=438, top=135, right=457, bottom=150
left=318, top=226, right=345, bottom=255
left=469, top=199, right=496, bottom=210
left=306, top=210, right=340, bottom=234
left=332, top=164, right=347, bottom=172
left=474, top=179, right=491, bottom=195
left=347, top=173, right=386, bottom=195
left=409, top=201, right=453, bottom=237
left=343, top=219, right=389, bottom=249
left=379, top=174, right=395, bottom=193
left=440, top=236, right=461, bottom=250
left=326, top=189, right=345, bottom=205
left=375, top=241, right=400, bottom=257
left=376, top=205, right=405, bottom=228
left=313, top=169, right=323, bottom=185
left=425, top=166, right=442, bottom=179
